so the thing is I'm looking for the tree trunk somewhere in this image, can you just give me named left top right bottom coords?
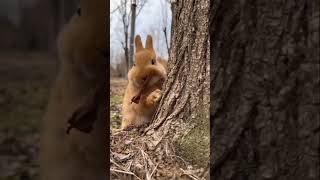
left=124, top=32, right=129, bottom=76
left=210, top=0, right=319, bottom=179
left=150, top=0, right=210, bottom=168
left=129, top=1, right=136, bottom=69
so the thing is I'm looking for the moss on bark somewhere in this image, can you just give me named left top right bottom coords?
left=176, top=112, right=210, bottom=166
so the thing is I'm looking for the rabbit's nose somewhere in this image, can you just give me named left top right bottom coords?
left=142, top=76, right=147, bottom=81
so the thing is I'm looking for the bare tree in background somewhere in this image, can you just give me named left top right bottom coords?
left=112, top=0, right=147, bottom=77
left=160, top=0, right=171, bottom=59
left=128, top=0, right=136, bottom=70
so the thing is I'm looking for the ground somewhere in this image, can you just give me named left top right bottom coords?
left=0, top=55, right=208, bottom=179
left=0, top=53, right=126, bottom=180
left=110, top=78, right=209, bottom=180
left=110, top=78, right=127, bottom=130
left=0, top=52, right=56, bottom=180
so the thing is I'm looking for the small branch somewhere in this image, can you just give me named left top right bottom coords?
left=168, top=155, right=188, bottom=167
left=136, top=0, right=148, bottom=17
left=163, top=27, right=170, bottom=58
left=110, top=159, right=125, bottom=170
left=110, top=6, right=120, bottom=14
left=180, top=168, right=201, bottom=180
left=110, top=168, right=142, bottom=180
left=150, top=163, right=159, bottom=179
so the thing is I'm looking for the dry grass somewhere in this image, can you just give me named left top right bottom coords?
left=110, top=78, right=127, bottom=129
left=110, top=129, right=208, bottom=180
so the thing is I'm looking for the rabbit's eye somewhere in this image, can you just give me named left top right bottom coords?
left=77, top=8, right=81, bottom=16
left=133, top=63, right=136, bottom=66
left=151, top=59, right=155, bottom=65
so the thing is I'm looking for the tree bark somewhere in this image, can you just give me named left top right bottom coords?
left=211, top=0, right=319, bottom=179
left=150, top=0, right=210, bottom=167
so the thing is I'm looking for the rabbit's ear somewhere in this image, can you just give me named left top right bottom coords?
left=135, top=35, right=144, bottom=52
left=145, top=35, right=154, bottom=50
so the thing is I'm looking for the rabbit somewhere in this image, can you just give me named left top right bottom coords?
left=39, top=0, right=107, bottom=179
left=121, top=35, right=168, bottom=130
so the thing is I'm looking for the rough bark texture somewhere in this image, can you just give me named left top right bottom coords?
left=149, top=0, right=210, bottom=167
left=211, top=0, right=319, bottom=179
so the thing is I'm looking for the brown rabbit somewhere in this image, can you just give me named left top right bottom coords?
left=121, top=35, right=168, bottom=130
left=39, top=0, right=107, bottom=179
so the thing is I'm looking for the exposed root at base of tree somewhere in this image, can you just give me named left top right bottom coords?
left=110, top=129, right=209, bottom=180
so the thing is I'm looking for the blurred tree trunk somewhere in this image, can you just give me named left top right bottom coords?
left=58, top=0, right=78, bottom=25
left=149, top=0, right=210, bottom=171
left=18, top=0, right=77, bottom=51
left=123, top=31, right=129, bottom=77
left=211, top=0, right=319, bottom=179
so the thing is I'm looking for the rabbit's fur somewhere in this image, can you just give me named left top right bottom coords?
left=121, top=35, right=168, bottom=130
left=39, top=0, right=107, bottom=179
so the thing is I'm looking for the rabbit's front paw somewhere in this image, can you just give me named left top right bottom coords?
left=146, top=89, right=162, bottom=106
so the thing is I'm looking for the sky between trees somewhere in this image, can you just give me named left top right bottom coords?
left=110, top=0, right=172, bottom=68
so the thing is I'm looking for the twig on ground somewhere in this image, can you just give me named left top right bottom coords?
left=150, top=163, right=159, bottom=179
left=163, top=140, right=188, bottom=167
left=168, top=155, right=188, bottom=167
left=110, top=168, right=142, bottom=180
left=127, top=160, right=133, bottom=171
left=180, top=168, right=201, bottom=180
left=110, top=159, right=125, bottom=170
left=140, top=149, right=151, bottom=180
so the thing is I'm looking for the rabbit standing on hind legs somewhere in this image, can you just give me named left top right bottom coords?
left=39, top=0, right=107, bottom=179
left=121, top=35, right=168, bottom=130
